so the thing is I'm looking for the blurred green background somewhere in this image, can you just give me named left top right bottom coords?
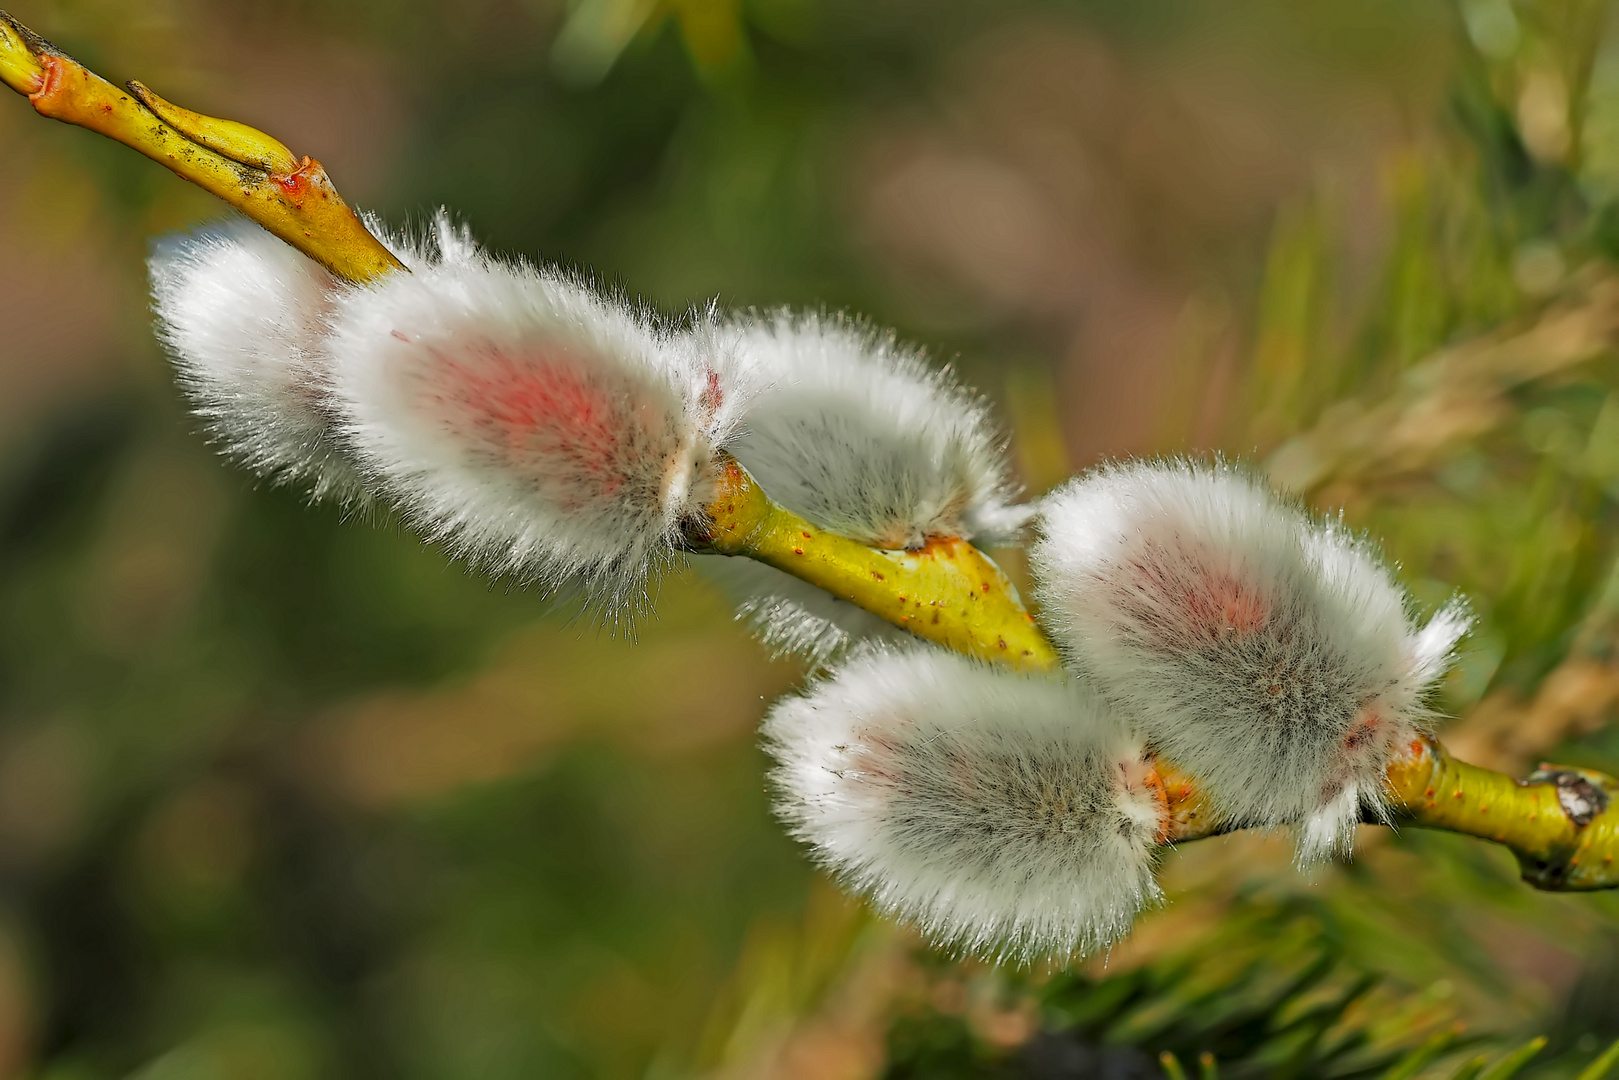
left=6, top=0, right=1619, bottom=1076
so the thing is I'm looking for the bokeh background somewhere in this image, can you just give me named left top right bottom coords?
left=4, top=0, right=1619, bottom=1076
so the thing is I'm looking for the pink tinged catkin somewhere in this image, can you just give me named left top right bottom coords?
left=324, top=221, right=744, bottom=603
left=763, top=647, right=1165, bottom=962
left=1030, top=459, right=1470, bottom=861
left=148, top=221, right=365, bottom=503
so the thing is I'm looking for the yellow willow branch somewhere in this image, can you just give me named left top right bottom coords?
left=1386, top=736, right=1619, bottom=889
left=0, top=10, right=402, bottom=283
left=688, top=454, right=1061, bottom=671
left=1165, top=734, right=1619, bottom=889
left=8, top=8, right=1619, bottom=894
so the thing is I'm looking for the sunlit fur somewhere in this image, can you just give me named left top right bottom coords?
left=713, top=311, right=1028, bottom=659
left=325, top=216, right=748, bottom=605
left=1031, top=459, right=1469, bottom=860
left=763, top=647, right=1165, bottom=961
left=149, top=221, right=364, bottom=503
left=723, top=310, right=1025, bottom=548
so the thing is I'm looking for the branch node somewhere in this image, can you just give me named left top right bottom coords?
left=1526, top=766, right=1611, bottom=828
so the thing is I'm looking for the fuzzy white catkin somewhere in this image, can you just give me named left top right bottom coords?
left=325, top=216, right=748, bottom=603
left=149, top=221, right=365, bottom=503
left=723, top=311, right=1025, bottom=549
left=763, top=647, right=1165, bottom=961
left=706, top=311, right=1028, bottom=661
left=1031, top=459, right=1470, bottom=861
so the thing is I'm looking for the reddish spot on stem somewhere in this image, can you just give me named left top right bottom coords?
left=1138, top=766, right=1170, bottom=844
left=273, top=158, right=317, bottom=198
left=26, top=55, right=61, bottom=104
left=871, top=571, right=885, bottom=582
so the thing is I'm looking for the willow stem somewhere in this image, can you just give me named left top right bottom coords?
left=688, top=454, right=1061, bottom=671
left=0, top=9, right=401, bottom=283
left=1386, top=736, right=1619, bottom=889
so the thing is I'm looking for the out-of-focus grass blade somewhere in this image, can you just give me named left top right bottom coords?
left=1160, top=1051, right=1190, bottom=1080
left=1446, top=1054, right=1489, bottom=1080
left=1381, top=1028, right=1461, bottom=1080
left=1576, top=1037, right=1619, bottom=1080
left=1198, top=1051, right=1219, bottom=1080
left=1477, top=1037, right=1547, bottom=1080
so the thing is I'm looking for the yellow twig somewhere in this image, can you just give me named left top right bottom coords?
left=1164, top=733, right=1619, bottom=890
left=1387, top=737, right=1619, bottom=890
left=689, top=454, right=1061, bottom=671
left=0, top=9, right=402, bottom=283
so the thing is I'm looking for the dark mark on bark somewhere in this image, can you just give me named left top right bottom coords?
left=1526, top=767, right=1609, bottom=828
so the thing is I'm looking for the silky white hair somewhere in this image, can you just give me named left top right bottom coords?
left=723, top=310, right=1025, bottom=549
left=763, top=646, right=1165, bottom=961
left=713, top=311, right=1029, bottom=660
left=1031, top=459, right=1469, bottom=860
left=323, top=215, right=750, bottom=606
left=149, top=217, right=1033, bottom=628
left=149, top=221, right=365, bottom=503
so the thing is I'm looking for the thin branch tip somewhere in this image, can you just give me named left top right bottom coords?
left=0, top=7, right=402, bottom=283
